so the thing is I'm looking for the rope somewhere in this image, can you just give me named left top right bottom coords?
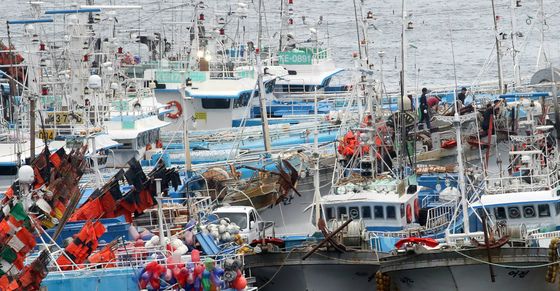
left=257, top=248, right=297, bottom=290
left=453, top=249, right=560, bottom=269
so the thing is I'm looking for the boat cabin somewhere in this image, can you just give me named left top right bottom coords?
left=321, top=179, right=420, bottom=232
left=150, top=69, right=276, bottom=131
left=274, top=48, right=344, bottom=97
left=471, top=189, right=560, bottom=232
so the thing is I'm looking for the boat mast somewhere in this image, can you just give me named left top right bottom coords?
left=551, top=66, right=560, bottom=144
left=313, top=88, right=321, bottom=226
left=278, top=0, right=284, bottom=52
left=536, top=0, right=549, bottom=69
left=398, top=0, right=407, bottom=179
left=257, top=0, right=272, bottom=153
left=509, top=0, right=520, bottom=86
left=449, top=25, right=470, bottom=234
left=491, top=0, right=504, bottom=93
left=179, top=84, right=192, bottom=171
left=352, top=0, right=363, bottom=61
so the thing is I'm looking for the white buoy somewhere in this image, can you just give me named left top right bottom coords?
left=87, top=75, right=102, bottom=89
left=18, top=165, right=35, bottom=184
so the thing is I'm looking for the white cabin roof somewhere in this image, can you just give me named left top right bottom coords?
left=186, top=76, right=276, bottom=99
left=321, top=191, right=415, bottom=205
left=472, top=190, right=559, bottom=208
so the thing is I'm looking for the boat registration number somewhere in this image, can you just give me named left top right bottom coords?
left=278, top=51, right=313, bottom=65
left=38, top=129, right=55, bottom=140
left=46, top=112, right=84, bottom=125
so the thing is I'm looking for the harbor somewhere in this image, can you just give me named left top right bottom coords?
left=0, top=0, right=559, bottom=290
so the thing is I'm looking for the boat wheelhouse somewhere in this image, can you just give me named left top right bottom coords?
left=321, top=177, right=420, bottom=233
left=149, top=68, right=277, bottom=131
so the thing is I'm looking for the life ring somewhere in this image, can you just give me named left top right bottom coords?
left=406, top=204, right=413, bottom=223
left=414, top=198, right=420, bottom=219
left=166, top=100, right=183, bottom=119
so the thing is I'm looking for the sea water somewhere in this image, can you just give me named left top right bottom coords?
left=2, top=0, right=559, bottom=92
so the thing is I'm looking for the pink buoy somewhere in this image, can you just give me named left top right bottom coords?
left=191, top=249, right=201, bottom=262
left=129, top=225, right=140, bottom=240
left=164, top=268, right=173, bottom=281
left=184, top=230, right=194, bottom=246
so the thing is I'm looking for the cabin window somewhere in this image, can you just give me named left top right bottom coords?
left=508, top=206, right=521, bottom=219
left=249, top=211, right=256, bottom=223
left=556, top=202, right=560, bottom=216
left=557, top=189, right=560, bottom=196
left=362, top=206, right=372, bottom=219
left=337, top=207, right=347, bottom=219
left=494, top=207, right=507, bottom=220
left=119, top=141, right=133, bottom=150
left=349, top=207, right=360, bottom=219
left=201, top=98, right=231, bottom=109
left=523, top=205, right=536, bottom=218
left=538, top=204, right=551, bottom=217
left=217, top=212, right=247, bottom=229
left=386, top=206, right=396, bottom=219
left=400, top=204, right=405, bottom=218
left=326, top=207, right=335, bottom=219
left=374, top=206, right=384, bottom=219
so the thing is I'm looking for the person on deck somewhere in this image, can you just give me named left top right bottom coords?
left=480, top=100, right=500, bottom=137
left=458, top=87, right=467, bottom=105
left=419, top=87, right=431, bottom=130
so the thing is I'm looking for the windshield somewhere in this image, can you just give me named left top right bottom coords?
left=215, top=212, right=247, bottom=229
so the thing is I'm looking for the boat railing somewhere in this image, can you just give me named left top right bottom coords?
left=46, top=243, right=246, bottom=271
left=425, top=199, right=456, bottom=230
left=273, top=87, right=353, bottom=101
left=484, top=172, right=559, bottom=195
left=421, top=194, right=440, bottom=208
left=445, top=231, right=486, bottom=246
left=369, top=229, right=422, bottom=239
left=280, top=92, right=353, bottom=102
left=135, top=196, right=214, bottom=230
left=526, top=230, right=560, bottom=240
left=367, top=232, right=382, bottom=261
left=161, top=122, right=339, bottom=145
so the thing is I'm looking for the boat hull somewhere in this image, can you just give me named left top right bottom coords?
left=387, top=264, right=553, bottom=291
left=246, top=251, right=379, bottom=291
left=382, top=248, right=555, bottom=291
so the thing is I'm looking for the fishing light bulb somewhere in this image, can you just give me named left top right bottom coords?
left=204, top=54, right=212, bottom=61
left=197, top=50, right=204, bottom=58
